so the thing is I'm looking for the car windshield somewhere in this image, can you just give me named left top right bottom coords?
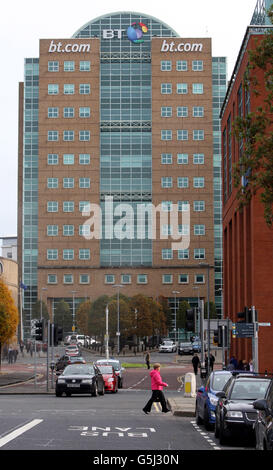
left=98, top=366, right=113, bottom=374
left=211, top=373, right=231, bottom=391
left=230, top=379, right=270, bottom=400
left=63, top=365, right=94, bottom=375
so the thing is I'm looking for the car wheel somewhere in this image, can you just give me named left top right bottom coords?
left=55, top=390, right=62, bottom=397
left=119, top=378, right=123, bottom=389
left=219, top=421, right=228, bottom=445
left=204, top=407, right=212, bottom=431
left=92, top=382, right=98, bottom=397
left=214, top=416, right=220, bottom=438
left=195, top=403, right=203, bottom=424
left=99, top=383, right=105, bottom=396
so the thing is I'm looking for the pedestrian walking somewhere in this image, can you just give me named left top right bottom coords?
left=143, top=363, right=170, bottom=414
left=209, top=353, right=215, bottom=371
left=19, top=340, right=24, bottom=357
left=242, top=359, right=250, bottom=371
left=145, top=352, right=151, bottom=369
left=249, top=359, right=254, bottom=372
left=8, top=346, right=13, bottom=364
left=192, top=353, right=200, bottom=375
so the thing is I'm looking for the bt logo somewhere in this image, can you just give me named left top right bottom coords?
left=127, top=22, right=148, bottom=43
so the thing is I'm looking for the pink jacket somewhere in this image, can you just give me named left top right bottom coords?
left=150, top=369, right=168, bottom=391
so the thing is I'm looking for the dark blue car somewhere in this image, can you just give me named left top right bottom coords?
left=195, top=370, right=232, bottom=430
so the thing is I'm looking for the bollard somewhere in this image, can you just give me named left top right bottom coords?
left=184, top=372, right=196, bottom=398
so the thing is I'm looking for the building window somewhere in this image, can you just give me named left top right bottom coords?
left=193, top=106, right=204, bottom=117
left=162, top=224, right=173, bottom=236
left=79, top=83, right=90, bottom=94
left=162, top=274, right=173, bottom=284
left=79, top=178, right=90, bottom=188
left=48, top=61, right=59, bottom=72
left=48, top=107, right=59, bottom=118
left=161, top=153, right=172, bottom=164
left=63, top=107, right=74, bottom=118
left=63, top=274, right=73, bottom=284
left=161, top=106, right=172, bottom=117
left=63, top=84, right=75, bottom=95
left=47, top=178, right=58, bottom=189
left=194, top=224, right=205, bottom=235
left=47, top=154, right=58, bottom=165
left=64, top=61, right=75, bottom=71
left=121, top=274, right=131, bottom=284
left=161, top=201, right=173, bottom=212
left=79, top=201, right=89, bottom=212
left=192, top=60, right=203, bottom=71
left=193, top=177, right=205, bottom=188
left=177, top=83, right=188, bottom=94
left=63, top=201, right=74, bottom=212
left=63, top=249, right=74, bottom=260
left=161, top=130, right=172, bottom=140
left=63, top=130, right=74, bottom=141
left=79, top=249, right=90, bottom=260
left=194, top=248, right=205, bottom=259
left=193, top=201, right=205, bottom=211
left=177, top=177, right=189, bottom=188
left=63, top=225, right=74, bottom=236
left=177, top=154, right=188, bottom=164
left=79, top=107, right=90, bottom=118
left=178, top=274, right=189, bottom=284
left=63, top=154, right=74, bottom=165
left=177, top=106, right=188, bottom=117
left=178, top=201, right=190, bottom=212
left=47, top=249, right=58, bottom=260
left=105, top=274, right=115, bottom=284
left=178, top=249, right=189, bottom=259
left=79, top=154, right=90, bottom=165
left=80, top=61, right=90, bottom=71
left=193, top=129, right=204, bottom=140
left=47, top=274, right=57, bottom=284
left=193, top=153, right=204, bottom=164
left=161, top=177, right=173, bottom=188
left=137, top=274, right=147, bottom=284
left=79, top=225, right=90, bottom=237
left=162, top=248, right=173, bottom=260
left=178, top=224, right=190, bottom=235
left=79, top=130, right=90, bottom=141
left=47, top=130, right=58, bottom=141
left=195, top=274, right=205, bottom=284
left=48, top=84, right=59, bottom=95
left=80, top=274, right=90, bottom=284
left=47, top=201, right=58, bottom=212
left=161, top=83, right=172, bottom=94
left=161, top=60, right=172, bottom=71
left=62, top=178, right=74, bottom=189
left=176, top=60, right=188, bottom=71
left=177, top=130, right=188, bottom=141
left=192, top=83, right=204, bottom=94
left=47, top=225, right=58, bottom=236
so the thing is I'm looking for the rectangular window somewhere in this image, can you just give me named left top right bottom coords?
left=178, top=249, right=189, bottom=259
left=194, top=224, right=205, bottom=235
left=193, top=177, right=205, bottom=188
left=178, top=274, right=189, bottom=284
left=161, top=60, right=172, bottom=71
left=48, top=84, right=59, bottom=95
left=63, top=107, right=74, bottom=118
left=194, top=248, right=205, bottom=259
left=192, top=83, right=204, bottom=94
left=177, top=153, right=188, bottom=164
left=161, top=177, right=173, bottom=188
left=80, top=274, right=90, bottom=284
left=79, top=130, right=90, bottom=141
left=79, top=178, right=90, bottom=188
left=64, top=61, right=75, bottom=71
left=79, top=83, right=90, bottom=94
left=176, top=60, right=187, bottom=71
left=177, top=83, right=188, bottom=94
left=63, top=225, right=74, bottom=236
left=63, top=201, right=74, bottom=212
left=47, top=249, right=58, bottom=260
left=63, top=130, right=74, bottom=141
left=47, top=225, right=58, bottom=236
left=79, top=201, right=89, bottom=212
left=178, top=224, right=190, bottom=235
left=47, top=130, right=58, bottom=141
left=161, top=106, right=172, bottom=117
left=121, top=274, right=131, bottom=284
left=161, top=130, right=172, bottom=140
left=161, top=153, right=172, bottom=164
left=192, top=60, right=203, bottom=71
left=79, top=154, right=90, bottom=165
left=105, top=274, right=115, bottom=284
left=63, top=154, right=74, bottom=165
left=193, top=106, right=204, bottom=117
left=47, top=154, right=58, bottom=165
left=47, top=178, right=58, bottom=189
left=47, top=274, right=57, bottom=284
left=63, top=84, right=75, bottom=94
left=63, top=178, right=74, bottom=188
left=63, top=249, right=74, bottom=260
left=137, top=274, right=147, bottom=284
left=161, top=201, right=173, bottom=212
left=177, top=106, right=188, bottom=117
left=177, top=177, right=189, bottom=188
left=193, top=201, right=205, bottom=212
left=47, top=201, right=58, bottom=212
left=79, top=225, right=90, bottom=237
left=79, top=107, right=90, bottom=118
left=162, top=274, right=173, bottom=284
left=162, top=248, right=173, bottom=260
left=195, top=274, right=205, bottom=284
left=63, top=274, right=73, bottom=284
left=178, top=201, right=190, bottom=212
left=48, top=61, right=59, bottom=72
left=80, top=61, right=90, bottom=71
left=162, top=224, right=173, bottom=236
left=177, top=130, right=188, bottom=141
left=193, top=130, right=204, bottom=140
left=193, top=153, right=204, bottom=164
left=48, top=107, right=58, bottom=118
left=79, top=249, right=90, bottom=260
left=161, top=83, right=172, bottom=94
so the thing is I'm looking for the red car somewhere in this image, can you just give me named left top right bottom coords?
left=97, top=365, right=118, bottom=393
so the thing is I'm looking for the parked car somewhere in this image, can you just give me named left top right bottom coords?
left=215, top=373, right=271, bottom=445
left=97, top=365, right=118, bottom=393
left=178, top=342, right=193, bottom=355
left=159, top=341, right=177, bottom=353
left=95, top=359, right=124, bottom=388
left=55, top=364, right=105, bottom=397
left=192, top=340, right=201, bottom=353
left=55, top=355, right=86, bottom=372
left=65, top=345, right=80, bottom=356
left=253, top=378, right=273, bottom=450
left=195, top=370, right=232, bottom=429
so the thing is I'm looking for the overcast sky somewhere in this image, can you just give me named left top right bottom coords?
left=0, top=0, right=258, bottom=243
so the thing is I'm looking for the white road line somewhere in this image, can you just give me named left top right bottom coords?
left=0, top=419, right=43, bottom=448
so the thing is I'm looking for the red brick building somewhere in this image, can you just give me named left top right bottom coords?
left=221, top=27, right=273, bottom=373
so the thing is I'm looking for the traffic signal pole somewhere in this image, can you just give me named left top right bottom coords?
left=252, top=305, right=259, bottom=372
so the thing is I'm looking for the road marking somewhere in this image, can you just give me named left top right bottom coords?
left=0, top=419, right=43, bottom=448
left=190, top=421, right=220, bottom=450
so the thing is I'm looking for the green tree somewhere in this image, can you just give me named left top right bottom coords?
left=204, top=301, right=217, bottom=319
left=32, top=300, right=49, bottom=321
left=232, top=5, right=273, bottom=226
left=54, top=299, right=71, bottom=334
left=176, top=300, right=191, bottom=329
left=0, top=280, right=19, bottom=367
left=157, top=295, right=172, bottom=330
left=129, top=294, right=153, bottom=338
left=76, top=300, right=90, bottom=335
left=88, top=295, right=110, bottom=342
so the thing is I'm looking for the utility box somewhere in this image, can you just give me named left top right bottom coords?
left=184, top=372, right=196, bottom=398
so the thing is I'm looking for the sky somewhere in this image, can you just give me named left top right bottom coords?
left=0, top=0, right=259, bottom=243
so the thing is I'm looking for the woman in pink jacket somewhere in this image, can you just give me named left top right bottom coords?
left=143, top=363, right=170, bottom=414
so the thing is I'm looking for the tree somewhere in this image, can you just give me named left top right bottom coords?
left=0, top=280, right=19, bottom=367
left=129, top=294, right=153, bottom=338
left=157, top=295, right=172, bottom=330
left=76, top=300, right=90, bottom=335
left=204, top=301, right=217, bottom=319
left=232, top=5, right=273, bottom=226
left=88, top=295, right=110, bottom=342
left=32, top=300, right=49, bottom=321
left=176, top=300, right=191, bottom=330
left=54, top=299, right=71, bottom=334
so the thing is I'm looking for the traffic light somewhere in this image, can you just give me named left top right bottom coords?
left=34, top=320, right=44, bottom=341
left=237, top=306, right=252, bottom=323
left=213, top=326, right=224, bottom=346
left=54, top=324, right=63, bottom=346
left=185, top=309, right=195, bottom=331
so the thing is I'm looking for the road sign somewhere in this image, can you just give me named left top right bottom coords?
left=232, top=322, right=254, bottom=338
left=258, top=323, right=271, bottom=327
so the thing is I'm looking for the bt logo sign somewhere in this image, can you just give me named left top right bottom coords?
left=102, top=23, right=148, bottom=43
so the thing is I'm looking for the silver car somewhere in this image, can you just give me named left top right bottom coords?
left=159, top=341, right=177, bottom=353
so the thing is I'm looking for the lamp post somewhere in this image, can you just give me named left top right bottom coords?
left=193, top=286, right=200, bottom=337
left=40, top=287, right=47, bottom=320
left=199, top=263, right=213, bottom=375
left=172, top=291, right=180, bottom=344
left=71, top=290, right=78, bottom=332
left=112, top=284, right=123, bottom=355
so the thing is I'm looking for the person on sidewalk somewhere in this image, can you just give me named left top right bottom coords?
left=209, top=353, right=215, bottom=371
left=192, top=353, right=200, bottom=375
left=143, top=363, right=170, bottom=414
left=145, top=352, right=151, bottom=370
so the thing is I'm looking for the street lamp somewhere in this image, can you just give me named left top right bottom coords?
left=193, top=286, right=200, bottom=337
left=40, top=287, right=47, bottom=320
left=112, top=284, right=124, bottom=355
left=172, top=291, right=180, bottom=344
left=71, top=290, right=78, bottom=332
left=199, top=263, right=214, bottom=375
